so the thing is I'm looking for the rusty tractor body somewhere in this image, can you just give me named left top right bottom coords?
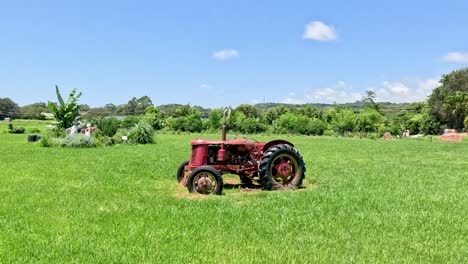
left=177, top=109, right=306, bottom=195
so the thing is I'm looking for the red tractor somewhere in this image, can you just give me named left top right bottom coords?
left=177, top=109, right=306, bottom=195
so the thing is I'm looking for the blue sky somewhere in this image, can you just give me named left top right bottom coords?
left=1, top=0, right=467, bottom=108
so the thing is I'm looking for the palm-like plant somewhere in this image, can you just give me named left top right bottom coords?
left=48, top=85, right=82, bottom=129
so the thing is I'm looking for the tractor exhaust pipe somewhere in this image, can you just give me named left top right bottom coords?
left=222, top=108, right=229, bottom=141
left=218, top=108, right=230, bottom=162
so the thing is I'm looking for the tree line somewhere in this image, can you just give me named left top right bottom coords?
left=2, top=68, right=467, bottom=136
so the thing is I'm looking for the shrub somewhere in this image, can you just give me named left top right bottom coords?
left=464, top=116, right=468, bottom=132
left=331, top=109, right=356, bottom=135
left=29, top=127, right=41, bottom=133
left=121, top=116, right=140, bottom=128
left=112, top=129, right=130, bottom=144
left=323, top=129, right=335, bottom=136
left=49, top=126, right=66, bottom=138
left=275, top=113, right=324, bottom=135
left=58, top=134, right=96, bottom=148
left=142, top=106, right=164, bottom=130
left=356, top=107, right=384, bottom=133
left=38, top=135, right=57, bottom=147
left=94, top=117, right=120, bottom=137
left=307, top=118, right=327, bottom=135
left=129, top=121, right=154, bottom=144
left=167, top=114, right=203, bottom=133
left=8, top=124, right=25, bottom=134
left=275, top=113, right=308, bottom=134
left=237, top=117, right=267, bottom=134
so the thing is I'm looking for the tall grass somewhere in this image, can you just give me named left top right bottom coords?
left=0, top=131, right=467, bottom=262
left=94, top=117, right=120, bottom=137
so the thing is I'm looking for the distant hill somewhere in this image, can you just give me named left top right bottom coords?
left=253, top=102, right=411, bottom=116
left=156, top=102, right=412, bottom=117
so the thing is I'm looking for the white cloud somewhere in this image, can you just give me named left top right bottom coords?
left=303, top=21, right=338, bottom=41
left=282, top=98, right=306, bottom=104
left=305, top=82, right=360, bottom=103
left=441, top=52, right=468, bottom=63
left=281, top=78, right=440, bottom=105
left=282, top=82, right=357, bottom=104
left=376, top=78, right=440, bottom=103
left=212, top=49, right=240, bottom=60
left=200, top=83, right=211, bottom=89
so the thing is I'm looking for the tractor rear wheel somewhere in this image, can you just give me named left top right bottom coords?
left=177, top=160, right=189, bottom=184
left=187, top=166, right=223, bottom=195
left=259, top=144, right=305, bottom=190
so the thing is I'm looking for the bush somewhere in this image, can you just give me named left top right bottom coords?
left=129, top=121, right=154, bottom=144
left=275, top=113, right=309, bottom=134
left=167, top=114, right=203, bottom=133
left=275, top=113, right=325, bottom=135
left=29, top=127, right=41, bottom=133
left=356, top=107, right=384, bottom=133
left=323, top=129, right=335, bottom=136
left=330, top=109, right=356, bottom=135
left=464, top=116, right=468, bottom=132
left=112, top=129, right=130, bottom=144
left=307, top=118, right=327, bottom=136
left=49, top=126, right=66, bottom=138
left=8, top=124, right=25, bottom=134
left=58, top=134, right=96, bottom=148
left=142, top=106, right=164, bottom=130
left=121, top=116, right=140, bottom=128
left=94, top=117, right=120, bottom=137
left=237, top=117, right=267, bottom=134
left=38, top=135, right=57, bottom=147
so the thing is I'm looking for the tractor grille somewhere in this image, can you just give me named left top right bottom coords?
left=191, top=146, right=199, bottom=163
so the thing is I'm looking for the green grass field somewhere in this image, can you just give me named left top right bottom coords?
left=1, top=123, right=467, bottom=263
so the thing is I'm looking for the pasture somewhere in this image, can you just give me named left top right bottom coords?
left=0, top=122, right=467, bottom=263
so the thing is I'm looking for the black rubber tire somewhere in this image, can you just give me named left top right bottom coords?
left=240, top=175, right=253, bottom=185
left=28, top=134, right=37, bottom=142
left=187, top=166, right=223, bottom=195
left=176, top=161, right=190, bottom=183
left=259, top=144, right=306, bottom=190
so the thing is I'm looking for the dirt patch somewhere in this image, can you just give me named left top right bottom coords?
left=440, top=133, right=468, bottom=142
left=224, top=179, right=239, bottom=185
left=240, top=188, right=261, bottom=193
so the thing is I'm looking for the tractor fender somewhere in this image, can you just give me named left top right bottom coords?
left=263, top=140, right=294, bottom=152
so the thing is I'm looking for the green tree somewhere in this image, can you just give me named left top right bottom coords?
left=362, top=90, right=380, bottom=112
left=117, top=96, right=153, bottom=115
left=235, top=104, right=258, bottom=118
left=0, top=98, right=21, bottom=119
left=20, top=102, right=50, bottom=119
left=208, top=109, right=222, bottom=130
left=464, top=116, right=468, bottom=132
left=168, top=110, right=203, bottom=133
left=444, top=91, right=468, bottom=131
left=47, top=86, right=82, bottom=129
left=298, top=105, right=320, bottom=118
left=237, top=117, right=266, bottom=134
left=142, top=106, right=164, bottom=130
left=420, top=103, right=440, bottom=135
left=356, top=107, right=384, bottom=133
left=428, top=68, right=468, bottom=130
left=82, top=107, right=110, bottom=119
left=174, top=105, right=192, bottom=117
left=275, top=113, right=325, bottom=135
left=330, top=108, right=356, bottom=135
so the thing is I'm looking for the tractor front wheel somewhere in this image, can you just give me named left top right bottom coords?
left=259, top=144, right=305, bottom=190
left=177, top=160, right=190, bottom=184
left=187, top=166, right=223, bottom=195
